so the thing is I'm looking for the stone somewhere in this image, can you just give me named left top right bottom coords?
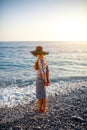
left=71, top=115, right=84, bottom=122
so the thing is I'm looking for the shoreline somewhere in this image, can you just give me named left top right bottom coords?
left=0, top=86, right=87, bottom=130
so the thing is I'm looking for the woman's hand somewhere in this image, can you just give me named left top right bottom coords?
left=45, top=82, right=50, bottom=86
left=42, top=73, right=50, bottom=86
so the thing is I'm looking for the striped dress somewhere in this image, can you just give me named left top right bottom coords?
left=36, top=57, right=49, bottom=99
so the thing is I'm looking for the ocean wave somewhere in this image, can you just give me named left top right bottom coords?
left=0, top=79, right=87, bottom=108
left=0, top=42, right=87, bottom=108
left=0, top=76, right=87, bottom=88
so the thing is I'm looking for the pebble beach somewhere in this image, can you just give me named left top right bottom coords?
left=0, top=85, right=87, bottom=130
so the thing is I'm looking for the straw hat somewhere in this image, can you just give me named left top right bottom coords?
left=30, top=46, right=49, bottom=56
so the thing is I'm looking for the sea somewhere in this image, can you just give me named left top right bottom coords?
left=0, top=41, right=87, bottom=108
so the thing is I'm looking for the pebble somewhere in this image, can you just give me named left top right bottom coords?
left=71, top=115, right=84, bottom=122
left=0, top=86, right=87, bottom=130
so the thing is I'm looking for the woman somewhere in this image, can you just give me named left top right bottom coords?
left=30, top=46, right=50, bottom=113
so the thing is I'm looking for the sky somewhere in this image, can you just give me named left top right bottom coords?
left=0, top=0, right=87, bottom=41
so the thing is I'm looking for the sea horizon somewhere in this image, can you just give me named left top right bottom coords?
left=0, top=41, right=87, bottom=43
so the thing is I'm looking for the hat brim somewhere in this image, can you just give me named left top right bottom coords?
left=30, top=51, right=49, bottom=56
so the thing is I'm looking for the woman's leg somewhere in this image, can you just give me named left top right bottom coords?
left=42, top=98, right=47, bottom=113
left=38, top=99, right=43, bottom=111
left=36, top=98, right=47, bottom=113
left=35, top=99, right=43, bottom=112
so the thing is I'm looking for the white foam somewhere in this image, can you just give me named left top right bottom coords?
left=0, top=80, right=87, bottom=108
